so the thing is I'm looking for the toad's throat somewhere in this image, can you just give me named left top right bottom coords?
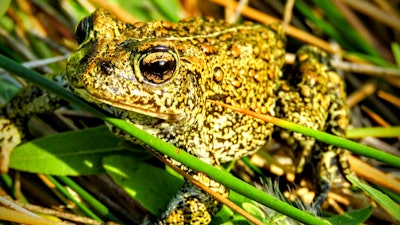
left=74, top=88, right=185, bottom=121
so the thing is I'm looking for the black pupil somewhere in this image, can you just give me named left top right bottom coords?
left=151, top=60, right=170, bottom=75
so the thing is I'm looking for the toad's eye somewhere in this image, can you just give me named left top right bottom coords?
left=75, top=16, right=93, bottom=45
left=136, top=46, right=178, bottom=84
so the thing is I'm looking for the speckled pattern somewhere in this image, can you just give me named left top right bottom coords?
left=1, top=8, right=351, bottom=224
left=67, top=9, right=286, bottom=224
left=274, top=46, right=350, bottom=207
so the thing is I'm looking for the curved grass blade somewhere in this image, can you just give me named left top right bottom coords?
left=347, top=175, right=400, bottom=221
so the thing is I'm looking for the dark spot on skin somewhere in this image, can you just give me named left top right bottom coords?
left=208, top=94, right=227, bottom=101
left=100, top=61, right=113, bottom=75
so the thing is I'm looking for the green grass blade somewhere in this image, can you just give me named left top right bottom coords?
left=0, top=0, right=10, bottom=17
left=210, top=101, right=400, bottom=168
left=150, top=0, right=182, bottom=22
left=57, top=176, right=122, bottom=223
left=45, top=175, right=102, bottom=221
left=294, top=1, right=351, bottom=50
left=346, top=126, right=400, bottom=138
left=325, top=206, right=372, bottom=225
left=347, top=175, right=400, bottom=221
left=277, top=120, right=400, bottom=167
left=373, top=184, right=400, bottom=204
left=391, top=42, right=400, bottom=69
left=310, top=0, right=380, bottom=57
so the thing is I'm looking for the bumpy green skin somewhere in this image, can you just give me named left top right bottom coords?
left=1, top=8, right=350, bottom=224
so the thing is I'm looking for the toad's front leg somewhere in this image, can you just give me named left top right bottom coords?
left=111, top=126, right=229, bottom=225
left=141, top=150, right=228, bottom=225
left=0, top=75, right=66, bottom=173
left=153, top=175, right=227, bottom=225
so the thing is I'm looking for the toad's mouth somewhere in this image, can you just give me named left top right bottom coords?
left=74, top=88, right=185, bottom=122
